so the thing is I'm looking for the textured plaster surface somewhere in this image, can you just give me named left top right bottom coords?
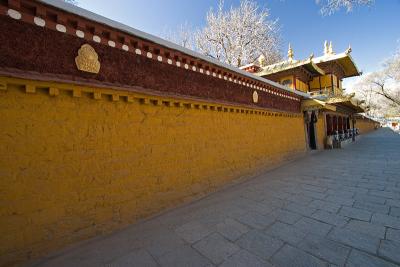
left=28, top=128, right=400, bottom=267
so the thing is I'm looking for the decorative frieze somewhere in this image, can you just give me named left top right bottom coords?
left=0, top=0, right=302, bottom=104
left=0, top=76, right=301, bottom=118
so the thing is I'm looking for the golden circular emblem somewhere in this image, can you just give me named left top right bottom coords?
left=75, top=44, right=100, bottom=74
left=252, top=91, right=259, bottom=103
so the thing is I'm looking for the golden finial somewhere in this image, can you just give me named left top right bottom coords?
left=345, top=44, right=352, bottom=54
left=328, top=41, right=334, bottom=55
left=324, top=40, right=329, bottom=55
left=288, top=43, right=294, bottom=61
left=258, top=54, right=266, bottom=66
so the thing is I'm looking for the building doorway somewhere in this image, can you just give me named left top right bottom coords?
left=305, top=111, right=317, bottom=150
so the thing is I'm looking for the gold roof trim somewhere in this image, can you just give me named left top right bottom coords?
left=326, top=96, right=365, bottom=113
left=313, top=52, right=360, bottom=78
left=301, top=99, right=336, bottom=111
left=256, top=58, right=325, bottom=77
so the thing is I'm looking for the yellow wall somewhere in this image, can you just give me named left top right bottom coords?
left=316, top=113, right=326, bottom=149
left=0, top=77, right=307, bottom=266
left=295, top=79, right=308, bottom=93
left=356, top=118, right=379, bottom=134
left=309, top=77, right=320, bottom=91
left=320, top=74, right=332, bottom=88
left=309, top=74, right=344, bottom=96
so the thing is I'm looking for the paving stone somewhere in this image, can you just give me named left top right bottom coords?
left=369, top=190, right=400, bottom=200
left=387, top=199, right=400, bottom=208
left=271, top=244, right=329, bottom=267
left=357, top=182, right=386, bottom=191
left=297, top=234, right=350, bottom=266
left=157, top=245, right=211, bottom=267
left=175, top=221, right=213, bottom=243
left=145, top=230, right=186, bottom=258
left=311, top=210, right=349, bottom=227
left=287, top=194, right=314, bottom=204
left=372, top=213, right=400, bottom=229
left=328, top=228, right=380, bottom=254
left=325, top=196, right=355, bottom=206
left=284, top=202, right=317, bottom=216
left=353, top=201, right=390, bottom=214
left=261, top=197, right=289, bottom=208
left=339, top=206, right=372, bottom=221
left=301, top=184, right=328, bottom=193
left=216, top=218, right=250, bottom=242
left=219, top=249, right=272, bottom=267
left=326, top=189, right=355, bottom=199
left=235, top=229, right=283, bottom=260
left=309, top=199, right=341, bottom=213
left=249, top=202, right=276, bottom=215
left=354, top=193, right=387, bottom=204
left=346, top=249, right=398, bottom=267
left=344, top=220, right=386, bottom=238
left=302, top=190, right=327, bottom=200
left=379, top=240, right=400, bottom=265
left=264, top=221, right=306, bottom=245
left=390, top=207, right=400, bottom=217
left=193, top=233, right=240, bottom=265
left=294, top=217, right=333, bottom=236
left=233, top=198, right=274, bottom=215
left=387, top=228, right=400, bottom=242
left=107, top=249, right=158, bottom=267
left=340, top=185, right=369, bottom=194
left=268, top=209, right=303, bottom=224
left=236, top=211, right=275, bottom=230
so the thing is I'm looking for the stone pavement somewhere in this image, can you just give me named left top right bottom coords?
left=31, top=128, right=400, bottom=267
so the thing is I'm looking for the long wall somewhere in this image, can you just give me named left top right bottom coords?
left=356, top=116, right=379, bottom=134
left=0, top=1, right=310, bottom=265
left=0, top=77, right=307, bottom=265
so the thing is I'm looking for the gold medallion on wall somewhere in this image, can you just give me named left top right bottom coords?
left=75, top=44, right=100, bottom=74
left=252, top=91, right=258, bottom=103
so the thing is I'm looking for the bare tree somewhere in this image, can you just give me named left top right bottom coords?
left=352, top=48, right=400, bottom=116
left=352, top=77, right=385, bottom=116
left=195, top=0, right=282, bottom=67
left=163, top=22, right=195, bottom=50
left=316, top=0, right=374, bottom=15
left=367, top=72, right=400, bottom=107
left=64, top=0, right=78, bottom=5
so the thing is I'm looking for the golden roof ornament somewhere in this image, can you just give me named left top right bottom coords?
left=345, top=44, right=352, bottom=54
left=324, top=40, right=329, bottom=55
left=252, top=90, right=259, bottom=103
left=328, top=41, right=335, bottom=55
left=347, top=92, right=356, bottom=99
left=288, top=43, right=294, bottom=61
left=75, top=44, right=100, bottom=74
left=258, top=54, right=266, bottom=67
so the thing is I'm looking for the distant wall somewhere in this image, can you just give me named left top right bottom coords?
left=356, top=117, right=379, bottom=134
left=0, top=77, right=307, bottom=266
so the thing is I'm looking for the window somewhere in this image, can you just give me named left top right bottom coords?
left=281, top=79, right=292, bottom=87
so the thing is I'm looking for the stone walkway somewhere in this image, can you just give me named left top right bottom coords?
left=32, top=128, right=400, bottom=267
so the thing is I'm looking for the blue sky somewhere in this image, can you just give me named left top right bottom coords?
left=78, top=0, right=399, bottom=75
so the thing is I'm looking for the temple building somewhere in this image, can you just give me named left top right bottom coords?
left=241, top=42, right=372, bottom=149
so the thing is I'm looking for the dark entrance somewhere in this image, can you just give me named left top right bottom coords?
left=307, top=111, right=317, bottom=150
